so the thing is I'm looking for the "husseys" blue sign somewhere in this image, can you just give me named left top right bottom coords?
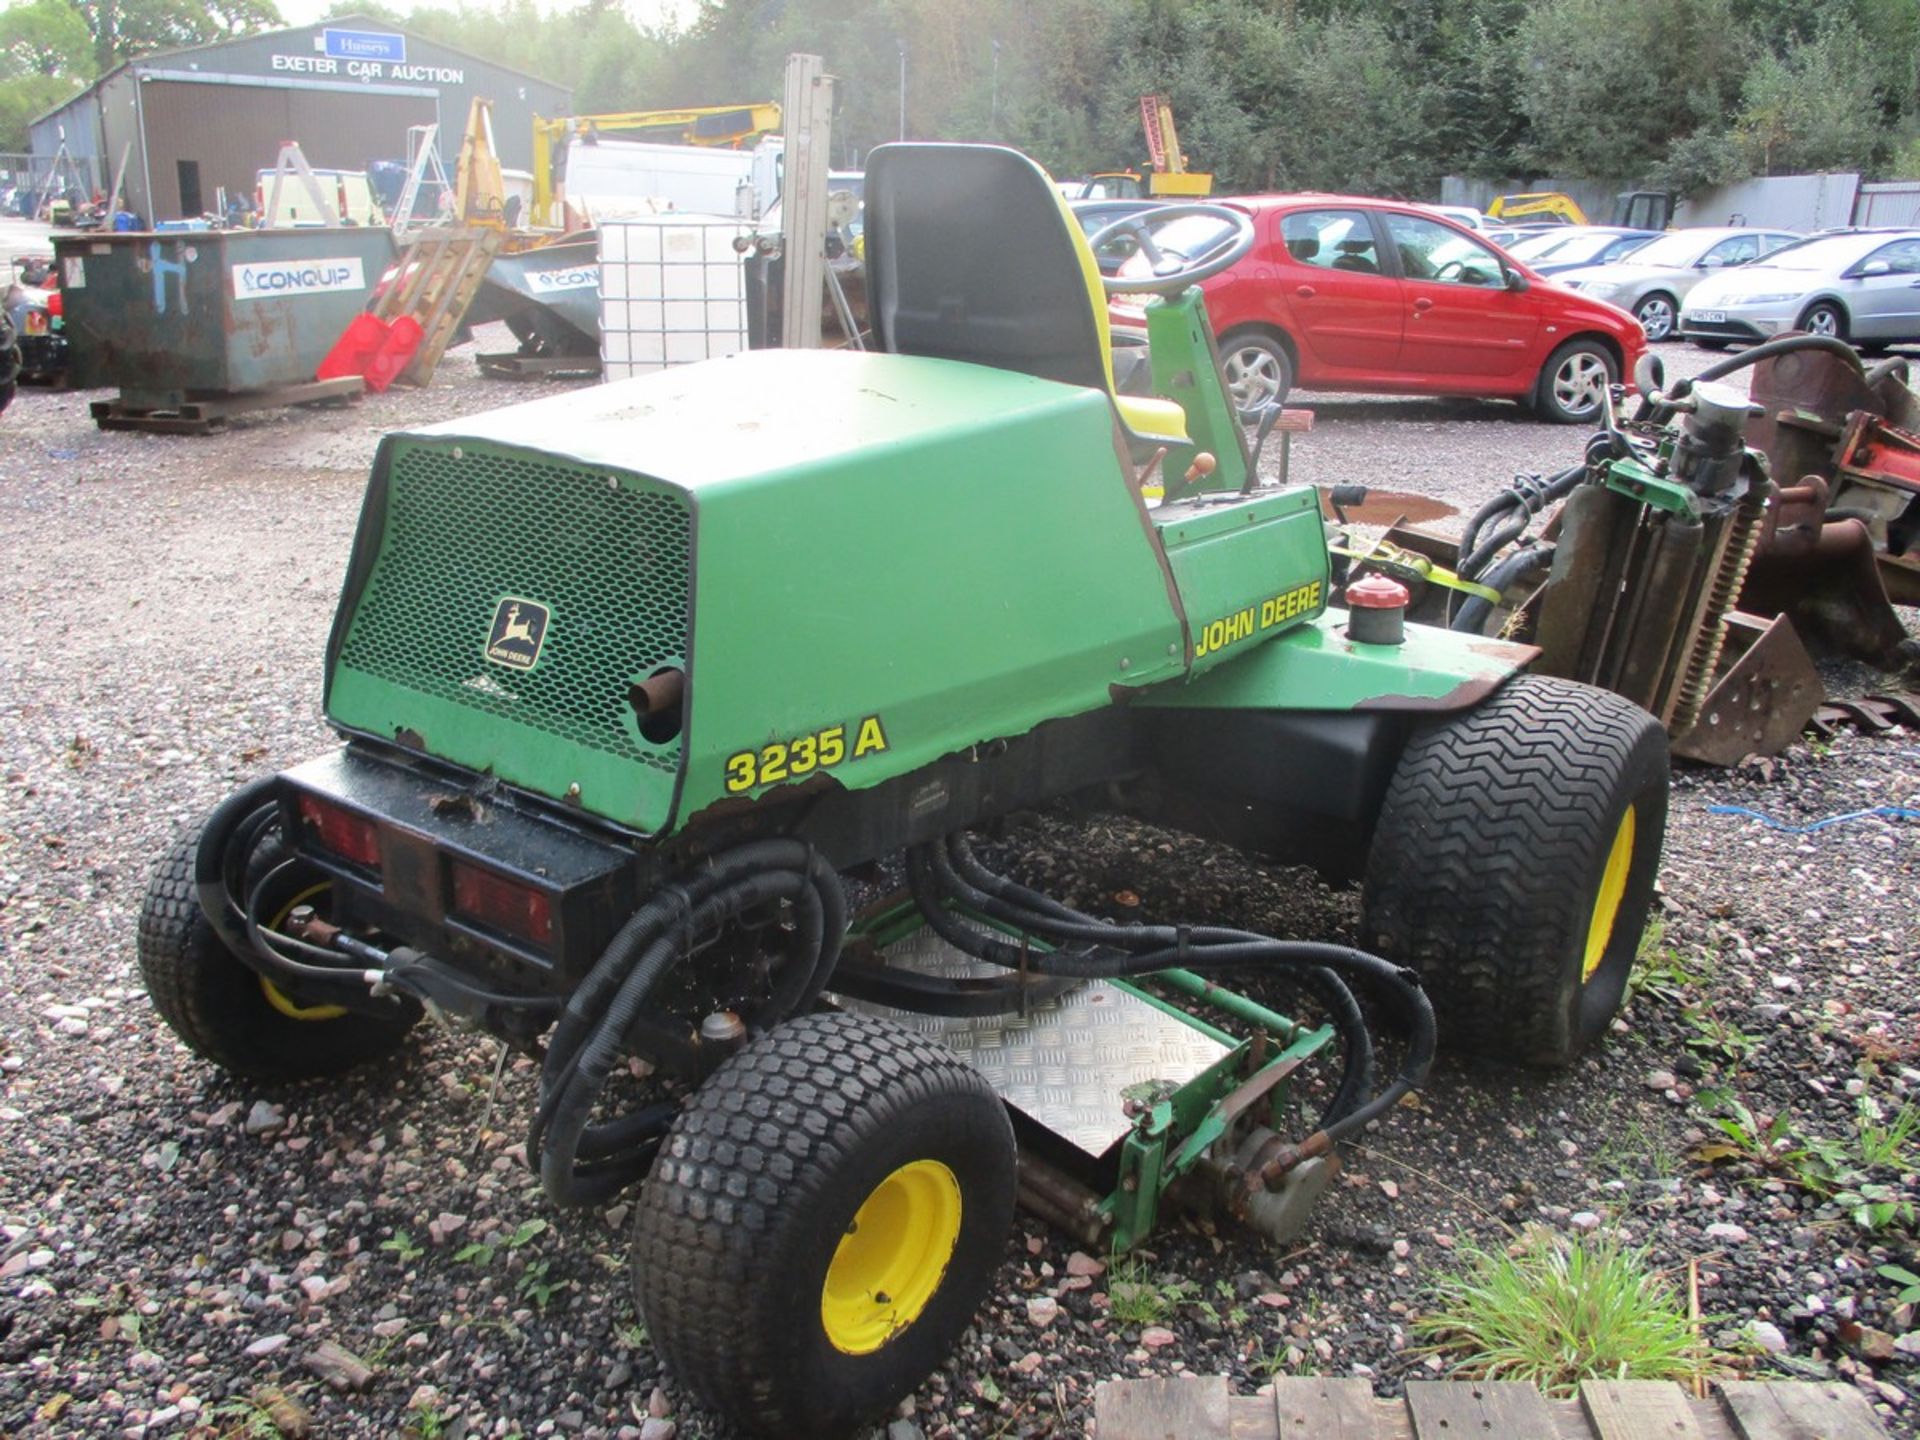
left=322, top=28, right=406, bottom=62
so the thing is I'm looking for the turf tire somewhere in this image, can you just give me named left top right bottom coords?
left=1361, top=675, right=1668, bottom=1067
left=632, top=1011, right=1016, bottom=1439
left=137, top=825, right=415, bottom=1080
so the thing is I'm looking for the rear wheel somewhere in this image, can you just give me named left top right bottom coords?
left=137, top=821, right=415, bottom=1080
left=633, top=1012, right=1016, bottom=1439
left=1799, top=301, right=1847, bottom=341
left=1361, top=676, right=1668, bottom=1067
left=1633, top=292, right=1677, bottom=342
left=1218, top=329, right=1292, bottom=416
left=1534, top=339, right=1616, bottom=424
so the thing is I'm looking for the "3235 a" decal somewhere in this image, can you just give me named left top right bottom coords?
left=724, top=715, right=890, bottom=794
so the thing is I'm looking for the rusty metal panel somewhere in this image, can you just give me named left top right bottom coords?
left=1672, top=614, right=1824, bottom=766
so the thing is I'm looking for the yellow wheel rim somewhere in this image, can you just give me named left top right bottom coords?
left=258, top=880, right=348, bottom=1022
left=820, top=1159, right=963, bottom=1355
left=1582, top=805, right=1637, bottom=982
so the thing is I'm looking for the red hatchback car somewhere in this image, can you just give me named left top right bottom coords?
left=1109, top=195, right=1647, bottom=424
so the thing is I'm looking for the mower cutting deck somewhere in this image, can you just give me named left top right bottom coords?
left=138, top=143, right=1667, bottom=1439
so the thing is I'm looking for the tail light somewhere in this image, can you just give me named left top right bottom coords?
left=295, top=793, right=382, bottom=870
left=450, top=861, right=553, bottom=947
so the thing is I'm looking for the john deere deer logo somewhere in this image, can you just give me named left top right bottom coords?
left=486, top=598, right=550, bottom=670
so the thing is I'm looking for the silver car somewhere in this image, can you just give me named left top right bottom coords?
left=1553, top=226, right=1801, bottom=341
left=1679, top=229, right=1920, bottom=350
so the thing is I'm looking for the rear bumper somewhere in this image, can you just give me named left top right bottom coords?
left=1677, top=307, right=1789, bottom=344
left=278, top=745, right=642, bottom=991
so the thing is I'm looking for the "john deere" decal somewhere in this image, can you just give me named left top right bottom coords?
left=485, top=598, right=550, bottom=670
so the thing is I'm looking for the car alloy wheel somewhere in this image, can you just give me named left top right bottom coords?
left=1801, top=303, right=1844, bottom=340
left=1634, top=295, right=1675, bottom=342
left=1222, top=339, right=1288, bottom=413
left=1551, top=350, right=1609, bottom=420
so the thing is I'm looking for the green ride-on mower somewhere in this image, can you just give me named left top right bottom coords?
left=139, top=145, right=1668, bottom=1437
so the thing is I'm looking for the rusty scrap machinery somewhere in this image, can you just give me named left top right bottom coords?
left=1344, top=336, right=1919, bottom=764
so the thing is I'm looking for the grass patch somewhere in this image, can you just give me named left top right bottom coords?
left=1106, top=1252, right=1197, bottom=1327
left=1628, top=920, right=1712, bottom=1007
left=1693, top=1089, right=1920, bottom=1234
left=1597, top=1116, right=1679, bottom=1184
left=1414, top=1230, right=1719, bottom=1396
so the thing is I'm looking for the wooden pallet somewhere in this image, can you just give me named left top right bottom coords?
left=371, top=226, right=502, bottom=387
left=89, top=376, right=363, bottom=435
left=1094, top=1376, right=1892, bottom=1440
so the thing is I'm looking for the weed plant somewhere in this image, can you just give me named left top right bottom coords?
left=1414, top=1229, right=1719, bottom=1396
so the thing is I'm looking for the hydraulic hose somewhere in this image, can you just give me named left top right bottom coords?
left=907, top=833, right=1431, bottom=1149
left=1456, top=464, right=1583, bottom=581
left=914, top=834, right=1378, bottom=1121
left=1449, top=542, right=1555, bottom=636
left=532, top=840, right=846, bottom=1208
left=1685, top=332, right=1862, bottom=388
left=192, top=777, right=281, bottom=960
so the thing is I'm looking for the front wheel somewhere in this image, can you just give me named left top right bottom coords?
left=633, top=1012, right=1016, bottom=1439
left=1218, top=329, right=1293, bottom=416
left=1534, top=339, right=1617, bottom=424
left=1633, top=292, right=1677, bottom=343
left=1361, top=676, right=1668, bottom=1066
left=1799, top=301, right=1847, bottom=342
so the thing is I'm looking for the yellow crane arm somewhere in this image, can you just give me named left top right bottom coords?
left=1137, top=94, right=1212, bottom=197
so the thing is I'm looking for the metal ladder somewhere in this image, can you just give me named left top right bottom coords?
left=261, top=141, right=339, bottom=227
left=391, top=125, right=452, bottom=241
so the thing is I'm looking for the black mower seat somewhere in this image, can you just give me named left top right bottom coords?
left=863, top=143, right=1189, bottom=446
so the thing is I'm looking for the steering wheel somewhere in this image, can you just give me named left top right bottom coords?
left=1087, top=203, right=1256, bottom=296
left=1433, top=260, right=1467, bottom=282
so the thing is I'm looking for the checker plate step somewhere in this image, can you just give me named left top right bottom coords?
left=833, top=928, right=1230, bottom=1157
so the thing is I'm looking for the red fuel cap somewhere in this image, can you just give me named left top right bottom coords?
left=1345, top=574, right=1411, bottom=610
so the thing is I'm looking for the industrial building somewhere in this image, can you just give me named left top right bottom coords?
left=29, top=15, right=572, bottom=224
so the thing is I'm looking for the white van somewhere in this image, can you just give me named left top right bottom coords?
left=253, top=168, right=385, bottom=227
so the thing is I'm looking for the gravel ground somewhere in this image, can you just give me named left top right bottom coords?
left=1, top=328, right=1916, bottom=1440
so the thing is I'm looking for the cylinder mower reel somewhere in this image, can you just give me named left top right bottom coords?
left=136, top=142, right=1670, bottom=1439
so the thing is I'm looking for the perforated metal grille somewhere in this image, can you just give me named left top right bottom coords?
left=338, top=442, right=690, bottom=773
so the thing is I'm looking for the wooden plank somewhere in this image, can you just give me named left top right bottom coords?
left=1230, top=1395, right=1279, bottom=1440
left=1581, top=1380, right=1710, bottom=1440
left=1094, top=1376, right=1231, bottom=1440
left=1271, top=1377, right=1378, bottom=1438
left=1407, top=1380, right=1560, bottom=1438
left=1717, top=1381, right=1890, bottom=1440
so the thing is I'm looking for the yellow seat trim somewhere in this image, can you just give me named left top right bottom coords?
left=1051, top=188, right=1191, bottom=445
left=1116, top=393, right=1191, bottom=444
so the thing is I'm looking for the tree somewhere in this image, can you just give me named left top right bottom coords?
left=0, top=0, right=94, bottom=150
left=1, top=0, right=91, bottom=75
left=1733, top=20, right=1885, bottom=175
left=1517, top=0, right=1747, bottom=181
left=63, top=0, right=283, bottom=76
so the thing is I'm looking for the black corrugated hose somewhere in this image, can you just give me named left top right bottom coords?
left=1456, top=462, right=1586, bottom=582
left=905, top=832, right=1432, bottom=1150
left=531, top=839, right=846, bottom=1207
